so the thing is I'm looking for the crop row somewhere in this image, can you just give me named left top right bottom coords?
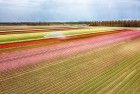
left=1, top=37, right=140, bottom=94
left=0, top=28, right=121, bottom=44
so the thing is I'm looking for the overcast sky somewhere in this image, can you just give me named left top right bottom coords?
left=0, top=0, right=140, bottom=22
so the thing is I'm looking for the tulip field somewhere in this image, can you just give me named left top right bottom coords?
left=0, top=26, right=140, bottom=94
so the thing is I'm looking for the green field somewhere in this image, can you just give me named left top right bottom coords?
left=0, top=27, right=121, bottom=44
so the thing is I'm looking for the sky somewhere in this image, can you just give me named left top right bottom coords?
left=0, top=0, right=140, bottom=22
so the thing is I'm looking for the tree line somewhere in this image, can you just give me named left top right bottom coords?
left=89, top=20, right=140, bottom=27
left=0, top=20, right=140, bottom=27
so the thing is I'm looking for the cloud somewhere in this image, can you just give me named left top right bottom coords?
left=0, top=0, right=46, bottom=7
left=0, top=0, right=139, bottom=22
